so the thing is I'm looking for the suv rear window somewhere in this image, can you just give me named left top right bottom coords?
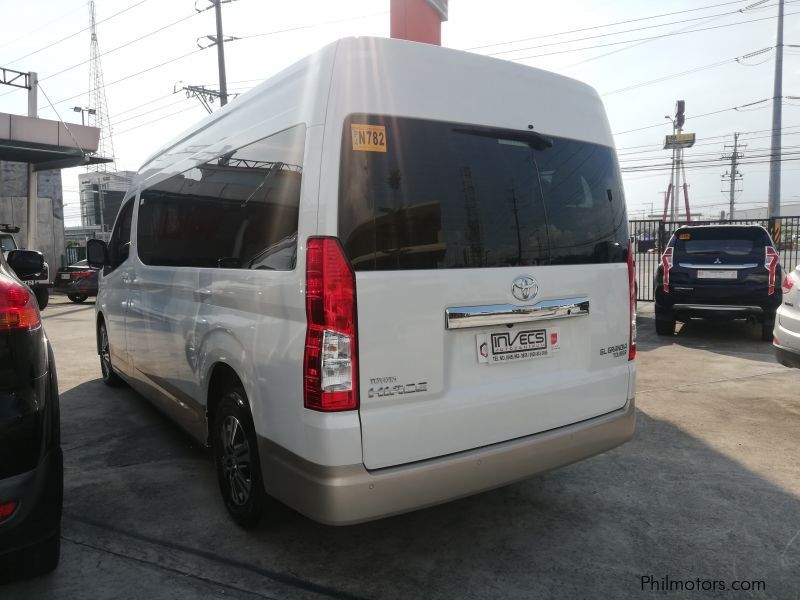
left=338, top=115, right=628, bottom=270
left=673, top=227, right=771, bottom=256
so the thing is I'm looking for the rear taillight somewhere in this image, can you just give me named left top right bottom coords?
left=0, top=500, right=17, bottom=522
left=304, top=237, right=358, bottom=412
left=782, top=273, right=795, bottom=295
left=661, top=247, right=674, bottom=293
left=73, top=270, right=94, bottom=278
left=765, top=247, right=779, bottom=295
left=0, top=279, right=40, bottom=331
left=627, top=239, right=636, bottom=361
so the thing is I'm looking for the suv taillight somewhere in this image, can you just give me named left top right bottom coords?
left=765, top=247, right=779, bottom=295
left=661, top=247, right=674, bottom=293
left=627, top=240, right=636, bottom=361
left=0, top=278, right=40, bottom=331
left=304, top=237, right=358, bottom=412
left=0, top=500, right=17, bottom=522
left=782, top=273, right=794, bottom=295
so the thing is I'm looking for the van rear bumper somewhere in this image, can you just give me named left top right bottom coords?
left=258, top=398, right=635, bottom=525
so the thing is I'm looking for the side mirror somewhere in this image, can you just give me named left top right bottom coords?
left=86, top=239, right=108, bottom=269
left=7, top=250, right=44, bottom=280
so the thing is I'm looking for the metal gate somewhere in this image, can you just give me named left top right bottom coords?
left=629, top=217, right=800, bottom=302
left=65, top=245, right=86, bottom=265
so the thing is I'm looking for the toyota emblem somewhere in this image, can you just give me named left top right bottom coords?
left=511, top=275, right=538, bottom=302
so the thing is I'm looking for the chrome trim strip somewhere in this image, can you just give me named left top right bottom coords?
left=445, top=296, right=590, bottom=330
left=678, top=263, right=758, bottom=269
left=672, top=304, right=763, bottom=313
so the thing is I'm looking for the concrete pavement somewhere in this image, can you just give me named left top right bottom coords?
left=3, top=296, right=799, bottom=599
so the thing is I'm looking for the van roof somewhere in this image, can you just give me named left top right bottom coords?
left=135, top=37, right=613, bottom=190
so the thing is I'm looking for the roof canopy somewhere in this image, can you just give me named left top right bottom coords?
left=0, top=112, right=112, bottom=171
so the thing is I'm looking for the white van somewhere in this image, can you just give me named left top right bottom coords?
left=87, top=37, right=636, bottom=527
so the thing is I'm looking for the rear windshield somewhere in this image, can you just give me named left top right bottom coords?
left=0, top=235, right=17, bottom=252
left=338, top=115, right=628, bottom=270
left=673, top=228, right=770, bottom=256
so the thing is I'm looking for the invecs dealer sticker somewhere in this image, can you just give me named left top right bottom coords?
left=351, top=124, right=387, bottom=152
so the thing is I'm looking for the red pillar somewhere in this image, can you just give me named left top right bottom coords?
left=390, top=0, right=446, bottom=46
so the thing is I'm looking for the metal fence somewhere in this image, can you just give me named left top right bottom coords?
left=65, top=245, right=87, bottom=266
left=629, top=217, right=800, bottom=302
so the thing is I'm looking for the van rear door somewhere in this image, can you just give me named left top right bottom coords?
left=338, top=115, right=632, bottom=470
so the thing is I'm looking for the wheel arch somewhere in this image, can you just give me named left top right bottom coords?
left=95, top=312, right=106, bottom=355
left=205, top=362, right=247, bottom=447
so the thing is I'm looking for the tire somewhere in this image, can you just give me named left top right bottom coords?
left=761, top=317, right=776, bottom=343
left=98, top=321, right=123, bottom=387
left=655, top=306, right=676, bottom=336
left=0, top=532, right=61, bottom=583
left=68, top=294, right=88, bottom=303
left=34, top=287, right=49, bottom=310
left=213, top=389, right=266, bottom=529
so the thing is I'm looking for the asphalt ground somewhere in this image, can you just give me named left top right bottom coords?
left=3, top=295, right=799, bottom=599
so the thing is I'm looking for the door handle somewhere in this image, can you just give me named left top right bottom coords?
left=194, top=288, right=212, bottom=300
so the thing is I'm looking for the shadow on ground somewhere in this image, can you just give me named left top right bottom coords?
left=4, top=372, right=798, bottom=599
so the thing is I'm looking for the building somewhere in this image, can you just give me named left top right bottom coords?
left=734, top=203, right=800, bottom=219
left=78, top=170, right=134, bottom=238
left=0, top=160, right=66, bottom=272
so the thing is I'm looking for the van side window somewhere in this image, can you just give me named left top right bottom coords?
left=136, top=124, right=305, bottom=270
left=107, top=198, right=134, bottom=271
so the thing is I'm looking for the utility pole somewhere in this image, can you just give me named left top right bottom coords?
left=722, top=134, right=744, bottom=220
left=195, top=0, right=238, bottom=107
left=767, top=0, right=784, bottom=218
left=214, top=0, right=228, bottom=105
left=27, top=71, right=38, bottom=251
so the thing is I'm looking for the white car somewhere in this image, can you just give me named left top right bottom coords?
left=86, top=37, right=636, bottom=527
left=775, top=265, right=800, bottom=368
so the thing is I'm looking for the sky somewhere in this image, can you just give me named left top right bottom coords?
left=0, top=0, right=798, bottom=226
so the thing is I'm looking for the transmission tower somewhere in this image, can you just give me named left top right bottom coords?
left=88, top=0, right=115, bottom=171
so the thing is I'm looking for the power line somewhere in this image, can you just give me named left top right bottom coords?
left=44, top=46, right=208, bottom=110
left=2, top=0, right=151, bottom=66
left=485, top=2, right=776, bottom=58
left=613, top=98, right=781, bottom=135
left=616, top=124, right=800, bottom=151
left=503, top=7, right=800, bottom=64
left=463, top=0, right=753, bottom=51
left=0, top=1, right=86, bottom=53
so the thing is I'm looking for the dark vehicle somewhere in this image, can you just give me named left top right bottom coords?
left=0, top=249, right=62, bottom=581
left=53, top=259, right=99, bottom=303
left=654, top=225, right=782, bottom=341
left=0, top=229, right=50, bottom=310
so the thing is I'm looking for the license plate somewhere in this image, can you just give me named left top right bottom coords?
left=476, top=328, right=560, bottom=365
left=697, top=270, right=737, bottom=280
left=60, top=273, right=71, bottom=280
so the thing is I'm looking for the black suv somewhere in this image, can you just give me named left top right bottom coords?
left=0, top=249, right=62, bottom=581
left=654, top=225, right=782, bottom=341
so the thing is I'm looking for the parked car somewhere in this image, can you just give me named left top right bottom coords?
left=0, top=249, right=62, bottom=581
left=53, top=259, right=99, bottom=303
left=774, top=264, right=800, bottom=367
left=87, top=36, right=636, bottom=528
left=654, top=225, right=782, bottom=341
left=0, top=229, right=50, bottom=310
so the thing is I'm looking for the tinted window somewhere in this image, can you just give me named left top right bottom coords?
left=108, top=198, right=134, bottom=270
left=338, top=115, right=627, bottom=270
left=673, top=228, right=769, bottom=256
left=137, top=125, right=305, bottom=270
left=0, top=235, right=17, bottom=252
